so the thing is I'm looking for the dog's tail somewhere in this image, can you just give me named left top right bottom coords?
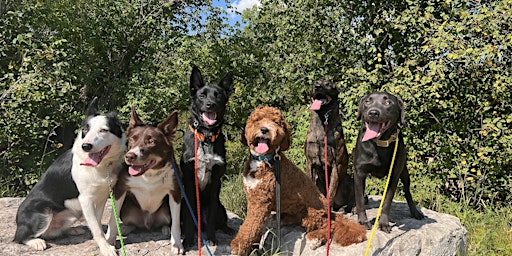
left=331, top=213, right=367, bottom=246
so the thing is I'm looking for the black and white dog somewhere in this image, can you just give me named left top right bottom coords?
left=181, top=66, right=235, bottom=249
left=14, top=97, right=126, bottom=256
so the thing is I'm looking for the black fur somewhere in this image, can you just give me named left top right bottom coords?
left=14, top=150, right=78, bottom=243
left=180, top=66, right=235, bottom=249
left=353, top=92, right=424, bottom=233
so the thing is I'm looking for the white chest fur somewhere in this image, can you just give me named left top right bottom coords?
left=243, top=160, right=263, bottom=189
left=188, top=146, right=224, bottom=190
left=126, top=165, right=176, bottom=213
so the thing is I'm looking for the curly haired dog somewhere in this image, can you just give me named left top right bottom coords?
left=230, top=106, right=366, bottom=255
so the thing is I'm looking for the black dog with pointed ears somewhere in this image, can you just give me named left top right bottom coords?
left=180, top=66, right=235, bottom=249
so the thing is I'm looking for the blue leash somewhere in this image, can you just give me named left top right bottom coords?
left=171, top=161, right=213, bottom=256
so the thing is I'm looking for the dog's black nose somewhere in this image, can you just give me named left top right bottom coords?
left=260, top=127, right=269, bottom=134
left=206, top=102, right=216, bottom=108
left=82, top=143, right=93, bottom=152
left=368, top=109, right=380, bottom=118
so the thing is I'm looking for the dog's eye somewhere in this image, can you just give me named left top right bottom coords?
left=199, top=93, right=206, bottom=99
left=383, top=100, right=392, bottom=105
left=100, top=128, right=109, bottom=133
left=147, top=138, right=155, bottom=144
left=82, top=128, right=88, bottom=134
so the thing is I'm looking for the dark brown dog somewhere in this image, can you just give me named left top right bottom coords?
left=230, top=106, right=366, bottom=255
left=305, top=80, right=353, bottom=212
left=107, top=107, right=183, bottom=254
left=353, top=92, right=424, bottom=232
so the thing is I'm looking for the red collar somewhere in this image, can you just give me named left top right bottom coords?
left=189, top=125, right=221, bottom=142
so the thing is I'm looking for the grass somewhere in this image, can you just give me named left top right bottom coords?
left=220, top=173, right=512, bottom=256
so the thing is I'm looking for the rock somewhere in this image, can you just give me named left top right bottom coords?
left=258, top=196, right=468, bottom=256
left=0, top=197, right=467, bottom=256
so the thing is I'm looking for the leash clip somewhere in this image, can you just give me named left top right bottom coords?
left=324, top=110, right=332, bottom=126
left=274, top=146, right=281, bottom=161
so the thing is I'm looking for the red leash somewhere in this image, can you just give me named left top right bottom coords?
left=323, top=122, right=331, bottom=256
left=194, top=131, right=202, bottom=256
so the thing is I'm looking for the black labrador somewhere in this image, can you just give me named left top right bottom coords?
left=180, top=66, right=234, bottom=248
left=353, top=92, right=424, bottom=232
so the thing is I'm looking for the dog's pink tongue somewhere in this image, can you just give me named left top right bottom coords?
left=362, top=122, right=380, bottom=142
left=310, top=99, right=322, bottom=110
left=128, top=165, right=142, bottom=176
left=256, top=143, right=269, bottom=154
left=80, top=153, right=100, bottom=166
left=202, top=112, right=217, bottom=125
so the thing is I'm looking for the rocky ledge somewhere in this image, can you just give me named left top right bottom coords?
left=0, top=197, right=467, bottom=255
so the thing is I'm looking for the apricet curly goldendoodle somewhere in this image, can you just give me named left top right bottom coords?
left=230, top=106, right=366, bottom=255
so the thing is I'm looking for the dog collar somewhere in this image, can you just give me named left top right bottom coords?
left=251, top=153, right=280, bottom=168
left=189, top=125, right=221, bottom=142
left=372, top=130, right=399, bottom=147
left=251, top=153, right=274, bottom=162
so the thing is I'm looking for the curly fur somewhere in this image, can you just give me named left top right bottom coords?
left=230, top=106, right=366, bottom=255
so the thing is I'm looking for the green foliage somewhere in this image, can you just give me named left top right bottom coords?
left=232, top=0, right=512, bottom=209
left=220, top=174, right=247, bottom=219
left=0, top=0, right=220, bottom=195
left=1, top=0, right=512, bottom=254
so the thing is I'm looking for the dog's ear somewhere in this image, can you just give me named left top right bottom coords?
left=85, top=97, right=100, bottom=116
left=190, top=66, right=204, bottom=96
left=219, top=70, right=234, bottom=97
left=396, top=95, right=406, bottom=124
left=356, top=95, right=367, bottom=121
left=279, top=118, right=292, bottom=152
left=240, top=128, right=248, bottom=147
left=129, top=105, right=145, bottom=128
left=158, top=111, right=179, bottom=143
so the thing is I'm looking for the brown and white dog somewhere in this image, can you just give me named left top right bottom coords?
left=106, top=106, right=184, bottom=254
left=230, top=106, right=366, bottom=255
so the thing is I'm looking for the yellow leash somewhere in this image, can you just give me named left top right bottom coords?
left=364, top=136, right=399, bottom=256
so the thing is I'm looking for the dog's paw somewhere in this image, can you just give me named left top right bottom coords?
left=411, top=208, right=425, bottom=220
left=229, top=239, right=247, bottom=256
left=161, top=226, right=171, bottom=236
left=358, top=218, right=372, bottom=230
left=107, top=236, right=116, bottom=246
left=308, top=238, right=323, bottom=250
left=25, top=238, right=47, bottom=251
left=121, top=225, right=136, bottom=236
left=206, top=238, right=218, bottom=246
left=378, top=222, right=392, bottom=233
left=170, top=240, right=185, bottom=255
left=182, top=237, right=195, bottom=249
left=99, top=243, right=117, bottom=256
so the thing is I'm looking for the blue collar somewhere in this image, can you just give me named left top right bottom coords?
left=251, top=153, right=274, bottom=162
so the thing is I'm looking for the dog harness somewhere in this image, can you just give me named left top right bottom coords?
left=372, top=130, right=399, bottom=147
left=189, top=125, right=221, bottom=142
